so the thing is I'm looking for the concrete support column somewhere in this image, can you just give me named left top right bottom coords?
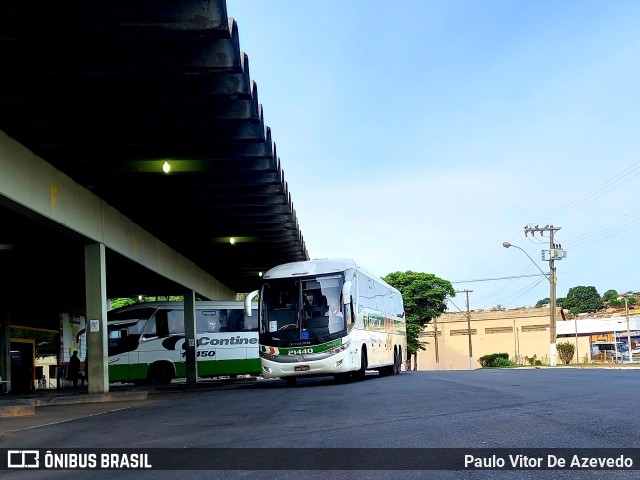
left=0, top=313, right=10, bottom=391
left=85, top=243, right=109, bottom=393
left=184, top=289, right=197, bottom=384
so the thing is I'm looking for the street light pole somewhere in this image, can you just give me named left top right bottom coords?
left=548, top=228, right=559, bottom=367
left=503, top=235, right=561, bottom=366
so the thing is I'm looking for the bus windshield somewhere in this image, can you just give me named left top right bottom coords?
left=260, top=275, right=346, bottom=346
left=107, top=307, right=156, bottom=356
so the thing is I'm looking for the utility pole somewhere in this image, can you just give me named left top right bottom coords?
left=456, top=289, right=474, bottom=370
left=524, top=224, right=565, bottom=366
left=433, top=317, right=440, bottom=371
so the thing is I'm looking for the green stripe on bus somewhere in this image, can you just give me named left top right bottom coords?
left=262, top=338, right=342, bottom=356
left=108, top=358, right=260, bottom=383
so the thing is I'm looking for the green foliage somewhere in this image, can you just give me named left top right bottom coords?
left=556, top=297, right=567, bottom=308
left=609, top=295, right=638, bottom=308
left=602, top=289, right=619, bottom=303
left=557, top=342, right=575, bottom=365
left=563, top=286, right=604, bottom=314
left=491, top=357, right=516, bottom=368
left=110, top=296, right=183, bottom=309
left=523, top=354, right=545, bottom=366
left=383, top=271, right=455, bottom=355
left=535, top=298, right=550, bottom=308
left=478, top=352, right=510, bottom=367
left=10, top=327, right=57, bottom=358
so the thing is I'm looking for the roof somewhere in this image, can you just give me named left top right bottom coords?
left=557, top=317, right=640, bottom=336
left=109, top=300, right=258, bottom=313
left=262, top=259, right=399, bottom=294
left=264, top=259, right=358, bottom=279
left=0, top=0, right=308, bottom=295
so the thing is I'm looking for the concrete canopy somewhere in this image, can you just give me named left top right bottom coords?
left=0, top=0, right=309, bottom=299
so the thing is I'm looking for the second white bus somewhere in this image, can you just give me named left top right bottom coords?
left=81, top=300, right=260, bottom=384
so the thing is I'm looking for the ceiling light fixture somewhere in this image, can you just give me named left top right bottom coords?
left=162, top=161, right=171, bottom=173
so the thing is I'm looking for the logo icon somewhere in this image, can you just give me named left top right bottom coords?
left=7, top=450, right=39, bottom=468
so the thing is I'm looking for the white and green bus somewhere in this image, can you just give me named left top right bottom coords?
left=246, top=259, right=406, bottom=386
left=84, top=301, right=259, bottom=384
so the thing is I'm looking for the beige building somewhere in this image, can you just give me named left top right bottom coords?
left=416, top=307, right=594, bottom=370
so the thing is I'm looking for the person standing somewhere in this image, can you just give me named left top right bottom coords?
left=67, top=350, right=81, bottom=389
left=83, top=355, right=88, bottom=386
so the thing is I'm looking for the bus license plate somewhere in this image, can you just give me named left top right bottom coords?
left=295, top=365, right=310, bottom=372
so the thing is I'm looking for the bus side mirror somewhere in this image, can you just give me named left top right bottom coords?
left=342, top=281, right=352, bottom=305
left=245, top=290, right=259, bottom=316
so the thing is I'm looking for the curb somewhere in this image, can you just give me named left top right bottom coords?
left=0, top=401, right=34, bottom=417
left=31, top=390, right=148, bottom=407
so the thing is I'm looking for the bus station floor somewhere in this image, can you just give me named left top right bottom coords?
left=0, top=377, right=257, bottom=420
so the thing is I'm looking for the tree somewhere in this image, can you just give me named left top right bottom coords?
left=383, top=271, right=455, bottom=371
left=535, top=297, right=550, bottom=308
left=110, top=295, right=183, bottom=309
left=557, top=342, right=575, bottom=365
left=563, top=286, right=604, bottom=314
left=602, top=289, right=619, bottom=303
left=10, top=327, right=57, bottom=359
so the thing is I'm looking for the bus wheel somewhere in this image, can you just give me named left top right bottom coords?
left=285, top=377, right=297, bottom=388
left=392, top=356, right=399, bottom=375
left=355, top=351, right=367, bottom=381
left=148, top=363, right=173, bottom=385
left=393, top=348, right=402, bottom=375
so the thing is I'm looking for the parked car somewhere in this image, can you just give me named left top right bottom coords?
left=591, top=341, right=627, bottom=362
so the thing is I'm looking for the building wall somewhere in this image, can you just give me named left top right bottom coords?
left=417, top=308, right=591, bottom=370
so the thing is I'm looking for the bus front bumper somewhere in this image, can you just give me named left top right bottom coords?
left=260, top=349, right=352, bottom=379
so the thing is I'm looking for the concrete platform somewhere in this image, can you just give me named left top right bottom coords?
left=0, top=377, right=256, bottom=417
left=0, top=390, right=148, bottom=417
left=0, top=400, right=34, bottom=417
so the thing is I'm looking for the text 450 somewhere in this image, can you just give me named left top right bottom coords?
left=196, top=350, right=216, bottom=357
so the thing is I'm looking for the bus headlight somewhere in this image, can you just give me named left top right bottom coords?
left=262, top=366, right=272, bottom=373
left=334, top=360, right=343, bottom=368
left=325, top=340, right=350, bottom=356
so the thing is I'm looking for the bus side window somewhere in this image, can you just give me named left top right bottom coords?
left=357, top=272, right=374, bottom=312
left=197, top=310, right=222, bottom=333
left=166, top=309, right=185, bottom=334
left=196, top=311, right=210, bottom=333
left=217, top=310, right=229, bottom=332
left=226, top=309, right=244, bottom=332
left=244, top=309, right=258, bottom=331
left=142, top=317, right=156, bottom=338
left=144, top=310, right=169, bottom=338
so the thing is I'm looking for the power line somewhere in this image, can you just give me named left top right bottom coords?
left=541, top=159, right=640, bottom=223
left=452, top=273, right=546, bottom=284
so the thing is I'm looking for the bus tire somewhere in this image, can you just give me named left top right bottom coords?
left=394, top=348, right=402, bottom=375
left=391, top=351, right=400, bottom=375
left=285, top=377, right=297, bottom=387
left=148, top=362, right=173, bottom=385
left=355, top=349, right=367, bottom=381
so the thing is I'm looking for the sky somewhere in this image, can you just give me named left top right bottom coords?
left=227, top=0, right=640, bottom=311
